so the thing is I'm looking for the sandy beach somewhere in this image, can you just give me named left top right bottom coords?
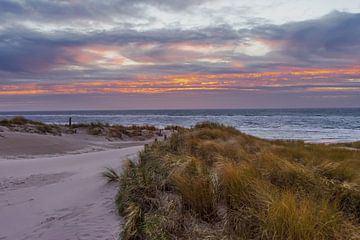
left=0, top=129, right=145, bottom=240
left=0, top=126, right=152, bottom=159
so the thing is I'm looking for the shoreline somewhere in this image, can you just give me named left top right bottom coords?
left=1, top=108, right=360, bottom=143
left=1, top=116, right=359, bottom=145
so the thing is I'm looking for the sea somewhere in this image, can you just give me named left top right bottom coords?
left=0, top=108, right=359, bottom=143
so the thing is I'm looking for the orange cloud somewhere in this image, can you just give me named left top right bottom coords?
left=1, top=66, right=359, bottom=96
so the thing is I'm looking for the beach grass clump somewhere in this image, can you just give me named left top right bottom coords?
left=334, top=141, right=360, bottom=150
left=0, top=116, right=62, bottom=135
left=219, top=162, right=274, bottom=238
left=316, top=160, right=357, bottom=182
left=332, top=184, right=360, bottom=221
left=0, top=116, right=44, bottom=126
left=102, top=167, right=121, bottom=183
left=114, top=145, right=179, bottom=239
left=78, top=122, right=106, bottom=135
left=259, top=154, right=321, bottom=193
left=264, top=192, right=345, bottom=240
left=173, top=157, right=218, bottom=220
left=164, top=125, right=185, bottom=131
left=71, top=122, right=157, bottom=139
left=112, top=122, right=360, bottom=239
left=35, top=124, right=62, bottom=135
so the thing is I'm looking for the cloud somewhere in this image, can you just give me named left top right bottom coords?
left=0, top=23, right=244, bottom=72
left=0, top=0, right=212, bottom=24
left=254, top=11, right=360, bottom=67
left=0, top=0, right=359, bottom=110
left=2, top=2, right=358, bottom=74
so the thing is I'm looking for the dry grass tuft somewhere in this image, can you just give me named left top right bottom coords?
left=102, top=167, right=121, bottom=183
left=264, top=192, right=345, bottom=240
left=173, top=158, right=218, bottom=220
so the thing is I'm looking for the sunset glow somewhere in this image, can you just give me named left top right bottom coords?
left=1, top=66, right=359, bottom=96
left=0, top=1, right=360, bottom=110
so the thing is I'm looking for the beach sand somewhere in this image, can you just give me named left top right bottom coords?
left=0, top=130, right=145, bottom=240
left=0, top=127, right=150, bottom=159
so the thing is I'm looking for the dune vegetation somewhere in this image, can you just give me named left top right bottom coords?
left=0, top=116, right=62, bottom=135
left=0, top=116, right=45, bottom=126
left=0, top=117, right=158, bottom=139
left=71, top=122, right=157, bottom=139
left=107, top=122, right=360, bottom=240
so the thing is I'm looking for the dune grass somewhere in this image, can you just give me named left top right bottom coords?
left=335, top=141, right=360, bottom=150
left=0, top=116, right=44, bottom=126
left=0, top=117, right=158, bottom=138
left=103, top=167, right=121, bottom=183
left=72, top=122, right=157, bottom=138
left=0, top=116, right=62, bottom=135
left=110, top=122, right=360, bottom=239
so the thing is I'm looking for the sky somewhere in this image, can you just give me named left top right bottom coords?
left=0, top=0, right=360, bottom=110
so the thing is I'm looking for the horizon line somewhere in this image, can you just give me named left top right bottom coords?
left=1, top=106, right=360, bottom=113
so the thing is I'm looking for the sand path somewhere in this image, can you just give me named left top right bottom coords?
left=0, top=145, right=143, bottom=240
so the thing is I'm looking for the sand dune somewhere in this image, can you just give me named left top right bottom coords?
left=0, top=145, right=143, bottom=240
left=0, top=130, right=89, bottom=157
left=0, top=127, right=150, bottom=159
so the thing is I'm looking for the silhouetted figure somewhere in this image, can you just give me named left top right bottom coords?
left=69, top=117, right=72, bottom=127
left=164, top=135, right=167, bottom=140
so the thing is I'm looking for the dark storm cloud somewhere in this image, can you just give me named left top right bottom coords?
left=0, top=23, right=244, bottom=72
left=254, top=11, right=360, bottom=67
left=0, top=27, right=79, bottom=72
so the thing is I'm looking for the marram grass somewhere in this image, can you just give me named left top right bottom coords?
left=108, top=122, right=360, bottom=239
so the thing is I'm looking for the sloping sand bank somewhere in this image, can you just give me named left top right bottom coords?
left=0, top=130, right=90, bottom=157
left=0, top=145, right=143, bottom=240
left=0, top=128, right=150, bottom=159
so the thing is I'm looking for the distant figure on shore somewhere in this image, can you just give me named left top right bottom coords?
left=68, top=117, right=72, bottom=127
